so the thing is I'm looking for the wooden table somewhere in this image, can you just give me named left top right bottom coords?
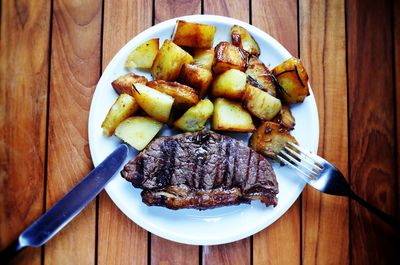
left=1, top=0, right=399, bottom=264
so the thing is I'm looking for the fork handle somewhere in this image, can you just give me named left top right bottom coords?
left=349, top=191, right=400, bottom=229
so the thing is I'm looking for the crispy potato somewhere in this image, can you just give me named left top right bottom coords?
left=272, top=105, right=295, bottom=130
left=212, top=98, right=255, bottom=132
left=151, top=40, right=194, bottom=81
left=172, top=20, right=216, bottom=49
left=178, top=64, right=213, bottom=98
left=213, top=41, right=247, bottom=74
left=231, top=25, right=260, bottom=56
left=146, top=80, right=199, bottom=110
left=193, top=48, right=214, bottom=71
left=115, top=116, right=163, bottom=151
left=245, top=55, right=277, bottom=96
left=272, top=57, right=309, bottom=104
left=249, top=121, right=298, bottom=158
left=101, top=94, right=139, bottom=136
left=242, top=84, right=281, bottom=121
left=111, top=73, right=148, bottom=95
left=211, top=69, right=247, bottom=99
left=125, top=38, right=159, bottom=69
left=132, top=83, right=174, bottom=123
left=174, top=99, right=214, bottom=132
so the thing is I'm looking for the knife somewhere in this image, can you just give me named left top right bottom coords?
left=0, top=144, right=129, bottom=263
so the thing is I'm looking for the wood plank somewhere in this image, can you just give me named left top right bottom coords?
left=202, top=1, right=250, bottom=264
left=347, top=0, right=399, bottom=264
left=395, top=0, right=400, bottom=216
left=299, top=0, right=349, bottom=264
left=251, top=1, right=300, bottom=265
left=0, top=0, right=50, bottom=264
left=97, top=1, right=151, bottom=264
left=154, top=0, right=201, bottom=23
left=44, top=0, right=102, bottom=264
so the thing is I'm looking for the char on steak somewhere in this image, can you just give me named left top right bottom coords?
left=121, top=130, right=278, bottom=210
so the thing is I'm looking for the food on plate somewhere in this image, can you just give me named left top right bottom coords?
left=193, top=48, right=214, bottom=71
left=249, top=121, right=298, bottom=158
left=213, top=41, right=248, bottom=74
left=172, top=20, right=216, bottom=49
left=178, top=64, right=213, bottom=98
left=211, top=69, right=247, bottom=99
left=272, top=105, right=295, bottom=130
left=231, top=25, right=260, bottom=56
left=151, top=40, right=194, bottom=81
left=121, top=130, right=279, bottom=210
left=111, top=73, right=148, bottom=95
left=146, top=80, right=199, bottom=110
left=174, top=99, right=214, bottom=132
left=132, top=83, right=174, bottom=123
left=242, top=84, right=282, bottom=121
left=245, top=55, right=277, bottom=96
left=101, top=94, right=139, bottom=136
left=272, top=57, right=309, bottom=104
left=115, top=117, right=163, bottom=151
left=125, top=38, right=159, bottom=69
left=212, top=98, right=255, bottom=132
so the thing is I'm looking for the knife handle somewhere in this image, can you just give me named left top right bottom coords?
left=0, top=239, right=26, bottom=264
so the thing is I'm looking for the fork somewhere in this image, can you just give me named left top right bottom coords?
left=276, top=142, right=400, bottom=229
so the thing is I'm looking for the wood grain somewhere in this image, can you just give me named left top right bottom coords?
left=395, top=0, right=400, bottom=216
left=299, top=0, right=349, bottom=264
left=0, top=0, right=50, bottom=264
left=44, top=0, right=102, bottom=264
left=98, top=1, right=151, bottom=264
left=347, top=0, right=399, bottom=264
left=202, top=1, right=250, bottom=264
left=154, top=0, right=201, bottom=24
left=251, top=1, right=300, bottom=264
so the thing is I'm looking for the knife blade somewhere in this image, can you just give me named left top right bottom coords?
left=0, top=144, right=129, bottom=263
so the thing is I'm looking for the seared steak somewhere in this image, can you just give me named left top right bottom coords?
left=121, top=130, right=278, bottom=210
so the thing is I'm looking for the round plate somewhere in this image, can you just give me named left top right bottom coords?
left=88, top=15, right=319, bottom=245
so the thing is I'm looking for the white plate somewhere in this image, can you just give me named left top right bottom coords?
left=88, top=15, right=319, bottom=245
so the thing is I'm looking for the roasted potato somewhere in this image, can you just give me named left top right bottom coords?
left=231, top=25, right=260, bottom=56
left=174, top=99, right=214, bottom=132
left=246, top=55, right=277, bottom=96
left=211, top=69, right=247, bottom=99
left=111, top=73, right=148, bottom=95
left=193, top=48, right=214, bottom=71
left=132, top=83, right=174, bottom=123
left=213, top=41, right=248, bottom=74
left=178, top=64, right=213, bottom=98
left=101, top=94, right=139, bottom=136
left=212, top=98, right=255, bottom=132
left=249, top=121, right=298, bottom=158
left=125, top=38, right=159, bottom=69
left=172, top=20, right=216, bottom=49
left=115, top=116, right=163, bottom=151
left=151, top=40, right=194, bottom=81
left=146, top=80, right=199, bottom=110
left=272, top=105, right=295, bottom=130
left=242, top=84, right=281, bottom=121
left=272, top=57, right=309, bottom=104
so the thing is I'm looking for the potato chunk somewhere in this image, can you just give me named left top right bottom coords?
left=125, top=38, right=159, bottom=69
left=272, top=105, right=296, bottom=130
left=272, top=57, right=309, bottom=104
left=193, top=48, right=214, bottom=71
left=132, top=83, right=174, bottom=123
left=101, top=94, right=139, bottom=136
left=178, top=64, right=213, bottom=98
left=146, top=80, right=199, bottom=110
left=174, top=99, right=214, bottom=132
left=213, top=41, right=247, bottom=74
left=212, top=98, right=255, bottom=132
left=151, top=40, right=194, bottom=81
left=172, top=20, right=216, bottom=49
left=111, top=73, right=148, bottom=95
left=115, top=116, right=163, bottom=151
left=231, top=25, right=260, bottom=56
left=249, top=121, right=298, bottom=158
left=211, top=69, right=247, bottom=99
left=242, top=84, right=281, bottom=121
left=245, top=56, right=277, bottom=96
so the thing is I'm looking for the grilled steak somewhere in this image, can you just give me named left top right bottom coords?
left=121, top=130, right=278, bottom=210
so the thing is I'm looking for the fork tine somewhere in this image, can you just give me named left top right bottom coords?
left=283, top=145, right=322, bottom=172
left=287, top=141, right=325, bottom=167
left=276, top=154, right=314, bottom=182
left=280, top=150, right=320, bottom=179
